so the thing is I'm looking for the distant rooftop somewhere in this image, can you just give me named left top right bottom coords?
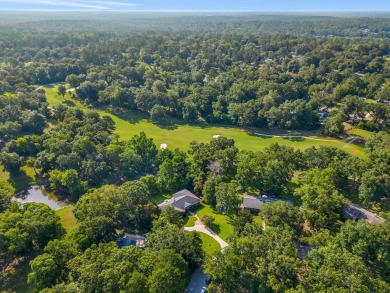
left=117, top=233, right=146, bottom=249
left=241, top=195, right=291, bottom=211
left=344, top=203, right=385, bottom=225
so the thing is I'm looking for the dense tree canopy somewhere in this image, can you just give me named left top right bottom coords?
left=0, top=13, right=389, bottom=293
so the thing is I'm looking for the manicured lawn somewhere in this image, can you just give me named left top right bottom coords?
left=195, top=203, right=234, bottom=241
left=253, top=215, right=262, bottom=226
left=184, top=215, right=197, bottom=227
left=0, top=163, right=35, bottom=191
left=197, top=232, right=221, bottom=255
left=152, top=194, right=172, bottom=205
left=110, top=115, right=366, bottom=158
left=42, top=84, right=366, bottom=158
left=346, top=127, right=373, bottom=140
left=43, top=84, right=86, bottom=109
left=56, top=206, right=77, bottom=232
left=8, top=169, right=35, bottom=191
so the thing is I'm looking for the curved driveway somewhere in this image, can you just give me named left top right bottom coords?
left=184, top=224, right=229, bottom=250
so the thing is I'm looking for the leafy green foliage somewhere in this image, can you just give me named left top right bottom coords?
left=0, top=152, right=24, bottom=174
left=296, top=169, right=345, bottom=229
left=147, top=223, right=204, bottom=267
left=158, top=149, right=190, bottom=192
left=296, top=245, right=390, bottom=292
left=260, top=201, right=302, bottom=232
left=215, top=182, right=241, bottom=216
left=324, top=109, right=348, bottom=137
left=201, top=215, right=215, bottom=227
left=49, top=169, right=87, bottom=197
left=74, top=181, right=158, bottom=244
left=0, top=203, right=64, bottom=257
left=0, top=180, right=14, bottom=212
left=0, top=15, right=390, bottom=292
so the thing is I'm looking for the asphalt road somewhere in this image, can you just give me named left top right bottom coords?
left=185, top=266, right=208, bottom=293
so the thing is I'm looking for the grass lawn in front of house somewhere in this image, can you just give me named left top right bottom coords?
left=197, top=231, right=221, bottom=255
left=195, top=203, right=234, bottom=242
left=152, top=193, right=172, bottom=205
left=184, top=215, right=197, bottom=227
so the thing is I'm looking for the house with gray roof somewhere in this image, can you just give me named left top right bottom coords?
left=344, top=203, right=385, bottom=225
left=158, top=189, right=200, bottom=213
left=241, top=195, right=291, bottom=213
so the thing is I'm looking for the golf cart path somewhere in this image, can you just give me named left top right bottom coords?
left=184, top=224, right=229, bottom=250
left=252, top=132, right=340, bottom=142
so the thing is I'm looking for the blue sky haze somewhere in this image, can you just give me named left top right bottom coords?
left=0, top=0, right=389, bottom=11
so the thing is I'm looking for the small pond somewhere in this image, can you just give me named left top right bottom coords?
left=13, top=185, right=68, bottom=210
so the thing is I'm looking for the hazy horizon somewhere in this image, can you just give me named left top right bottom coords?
left=0, top=0, right=389, bottom=12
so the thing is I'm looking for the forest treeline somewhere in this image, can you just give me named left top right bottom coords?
left=1, top=31, right=389, bottom=134
left=0, top=13, right=389, bottom=36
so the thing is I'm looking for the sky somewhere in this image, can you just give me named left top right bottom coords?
left=0, top=0, right=389, bottom=12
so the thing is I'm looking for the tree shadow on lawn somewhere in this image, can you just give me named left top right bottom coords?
left=108, top=107, right=215, bottom=130
left=153, top=117, right=218, bottom=131
left=281, top=181, right=302, bottom=206
left=282, top=136, right=305, bottom=142
left=8, top=170, right=34, bottom=190
left=42, top=84, right=55, bottom=88
left=193, top=203, right=234, bottom=235
left=208, top=222, right=221, bottom=235
left=98, top=106, right=239, bottom=133
left=64, top=100, right=76, bottom=107
left=153, top=119, right=179, bottom=130
left=0, top=251, right=36, bottom=293
left=105, top=108, right=148, bottom=125
left=191, top=202, right=206, bottom=214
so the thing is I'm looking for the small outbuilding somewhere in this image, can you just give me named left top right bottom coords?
left=158, top=189, right=200, bottom=213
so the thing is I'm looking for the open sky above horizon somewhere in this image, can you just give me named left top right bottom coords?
left=0, top=0, right=389, bottom=12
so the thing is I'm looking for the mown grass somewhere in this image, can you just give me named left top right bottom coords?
left=8, top=169, right=35, bottom=191
left=195, top=203, right=234, bottom=241
left=184, top=215, right=197, bottom=227
left=56, top=206, right=77, bottom=233
left=197, top=232, right=221, bottom=255
left=152, top=193, right=172, bottom=205
left=253, top=215, right=262, bottom=226
left=344, top=123, right=373, bottom=140
left=346, top=128, right=373, bottom=140
left=42, top=84, right=366, bottom=158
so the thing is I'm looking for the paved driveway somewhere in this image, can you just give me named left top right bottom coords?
left=184, top=224, right=229, bottom=250
left=184, top=266, right=208, bottom=293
